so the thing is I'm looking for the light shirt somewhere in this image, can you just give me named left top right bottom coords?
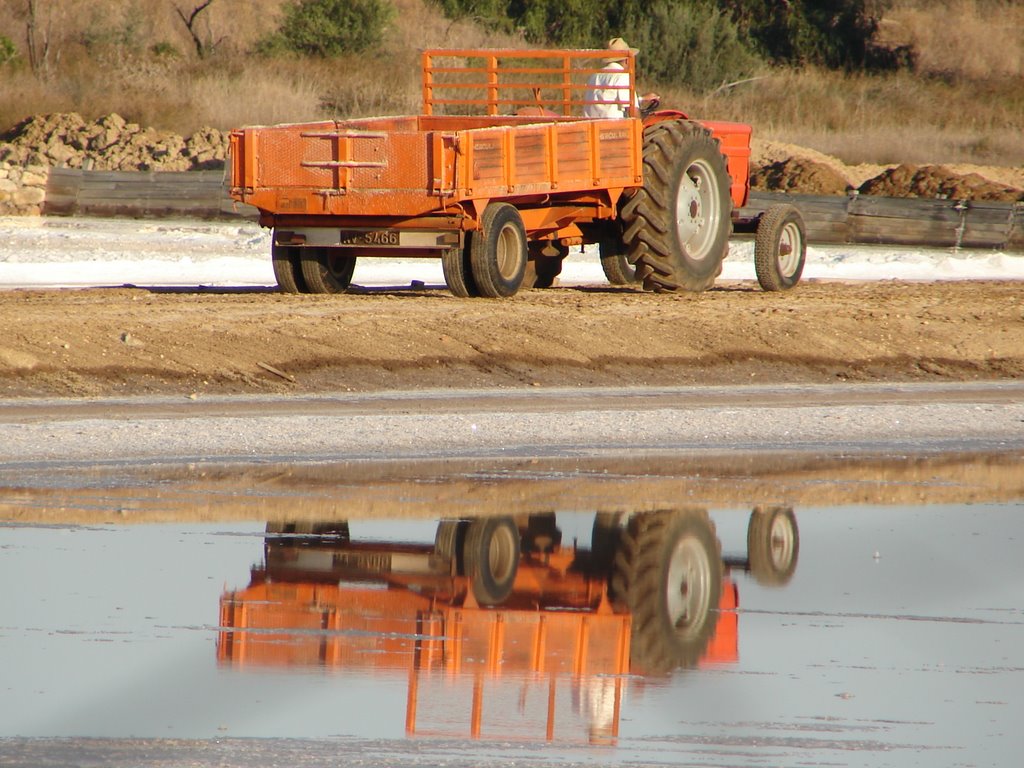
left=583, top=62, right=638, bottom=118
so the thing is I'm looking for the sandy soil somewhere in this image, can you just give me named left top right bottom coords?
left=0, top=280, right=1021, bottom=398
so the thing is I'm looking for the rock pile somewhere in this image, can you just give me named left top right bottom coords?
left=750, top=158, right=852, bottom=196
left=0, top=163, right=49, bottom=215
left=0, top=112, right=228, bottom=173
left=858, top=164, right=1024, bottom=202
left=751, top=157, right=1024, bottom=202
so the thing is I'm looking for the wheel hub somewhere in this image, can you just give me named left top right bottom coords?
left=674, top=160, right=720, bottom=261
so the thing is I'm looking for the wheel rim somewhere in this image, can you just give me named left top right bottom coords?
left=674, top=158, right=722, bottom=261
left=768, top=514, right=796, bottom=571
left=665, top=534, right=713, bottom=640
left=495, top=223, right=524, bottom=281
left=487, top=523, right=518, bottom=584
left=777, top=221, right=803, bottom=278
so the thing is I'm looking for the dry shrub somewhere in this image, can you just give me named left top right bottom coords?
left=677, top=65, right=1024, bottom=167
left=880, top=0, right=1024, bottom=80
left=0, top=0, right=1021, bottom=168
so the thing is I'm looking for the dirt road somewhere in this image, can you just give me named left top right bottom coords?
left=0, top=280, right=1020, bottom=398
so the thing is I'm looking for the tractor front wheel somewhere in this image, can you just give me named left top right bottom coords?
left=755, top=204, right=806, bottom=291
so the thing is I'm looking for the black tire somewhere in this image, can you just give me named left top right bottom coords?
left=469, top=203, right=527, bottom=298
left=590, top=511, right=623, bottom=581
left=442, top=240, right=479, bottom=298
left=755, top=205, right=806, bottom=291
left=464, top=516, right=520, bottom=605
left=747, top=506, right=799, bottom=586
left=523, top=241, right=566, bottom=289
left=612, top=509, right=722, bottom=673
left=272, top=244, right=307, bottom=293
left=300, top=247, right=356, bottom=294
left=599, top=237, right=639, bottom=286
left=621, top=120, right=732, bottom=293
left=435, top=518, right=469, bottom=574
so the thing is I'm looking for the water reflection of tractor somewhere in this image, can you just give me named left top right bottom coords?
left=218, top=507, right=798, bottom=741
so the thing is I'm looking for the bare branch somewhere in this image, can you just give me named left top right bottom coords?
left=174, top=0, right=220, bottom=58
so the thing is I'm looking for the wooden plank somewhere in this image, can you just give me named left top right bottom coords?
left=1009, top=206, right=1024, bottom=249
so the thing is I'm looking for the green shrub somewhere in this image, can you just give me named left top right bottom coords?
left=721, top=0, right=892, bottom=68
left=431, top=0, right=893, bottom=72
left=258, top=0, right=395, bottom=57
left=624, top=0, right=762, bottom=91
left=0, top=35, right=19, bottom=67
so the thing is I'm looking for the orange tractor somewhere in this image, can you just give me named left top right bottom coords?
left=228, top=49, right=806, bottom=296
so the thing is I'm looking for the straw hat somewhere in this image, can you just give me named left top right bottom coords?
left=603, top=37, right=638, bottom=63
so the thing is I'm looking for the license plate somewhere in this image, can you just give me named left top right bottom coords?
left=338, top=229, right=400, bottom=246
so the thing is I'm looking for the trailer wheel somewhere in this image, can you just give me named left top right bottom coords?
left=442, top=242, right=480, bottom=298
left=464, top=516, right=520, bottom=605
left=523, top=241, right=566, bottom=289
left=435, top=518, right=469, bottom=574
left=754, top=205, right=806, bottom=291
left=612, top=509, right=721, bottom=672
left=300, top=247, right=356, bottom=294
left=599, top=237, right=639, bottom=286
left=272, top=244, right=307, bottom=293
left=621, top=120, right=732, bottom=292
left=747, top=506, right=799, bottom=586
left=470, top=203, right=527, bottom=298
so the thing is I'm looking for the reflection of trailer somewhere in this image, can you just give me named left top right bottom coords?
left=218, top=509, right=796, bottom=741
left=219, top=580, right=633, bottom=740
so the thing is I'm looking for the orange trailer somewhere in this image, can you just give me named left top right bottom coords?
left=229, top=49, right=805, bottom=296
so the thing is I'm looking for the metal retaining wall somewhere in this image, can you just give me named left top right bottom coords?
left=44, top=168, right=1024, bottom=251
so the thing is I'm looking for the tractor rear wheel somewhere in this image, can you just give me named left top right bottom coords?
left=272, top=244, right=307, bottom=294
left=621, top=120, right=732, bottom=292
left=300, top=247, right=356, bottom=294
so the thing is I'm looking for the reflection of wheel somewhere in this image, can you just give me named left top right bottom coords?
left=464, top=516, right=520, bottom=605
left=754, top=205, right=806, bottom=291
left=612, top=509, right=722, bottom=672
left=621, top=119, right=732, bottom=293
left=442, top=241, right=479, bottom=298
left=265, top=521, right=351, bottom=538
left=469, top=203, right=527, bottom=298
left=300, top=247, right=356, bottom=294
left=434, top=518, right=469, bottom=574
left=271, top=244, right=307, bottom=293
left=523, top=242, right=566, bottom=289
left=591, top=511, right=623, bottom=581
left=747, top=506, right=799, bottom=586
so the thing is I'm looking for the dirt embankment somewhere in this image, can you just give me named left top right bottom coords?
left=0, top=281, right=1021, bottom=399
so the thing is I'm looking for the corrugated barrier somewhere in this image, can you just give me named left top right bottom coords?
left=44, top=168, right=1024, bottom=251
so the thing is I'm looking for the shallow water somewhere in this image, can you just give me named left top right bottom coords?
left=1, top=453, right=1022, bottom=766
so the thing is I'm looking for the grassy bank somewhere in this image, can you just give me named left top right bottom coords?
left=1, top=0, right=1021, bottom=167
